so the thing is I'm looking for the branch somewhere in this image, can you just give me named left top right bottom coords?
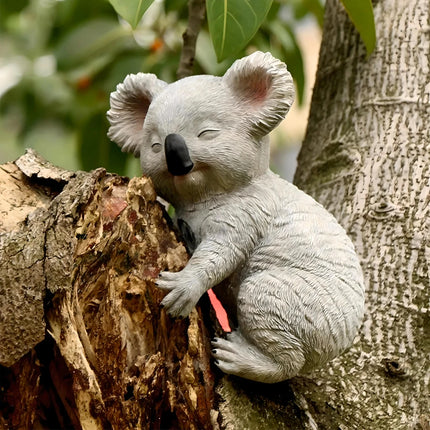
left=177, top=0, right=206, bottom=80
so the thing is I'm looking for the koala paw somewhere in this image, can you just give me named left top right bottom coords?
left=156, top=271, right=200, bottom=318
left=211, top=331, right=303, bottom=383
left=211, top=332, right=246, bottom=371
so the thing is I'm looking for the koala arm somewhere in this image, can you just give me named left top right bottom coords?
left=157, top=210, right=259, bottom=317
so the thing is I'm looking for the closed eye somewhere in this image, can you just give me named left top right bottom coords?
left=198, top=129, right=220, bottom=138
left=151, top=143, right=162, bottom=153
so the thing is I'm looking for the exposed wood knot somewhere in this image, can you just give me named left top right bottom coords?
left=381, top=358, right=407, bottom=378
left=367, top=200, right=402, bottom=220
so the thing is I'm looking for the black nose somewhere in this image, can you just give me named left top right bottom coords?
left=164, top=134, right=194, bottom=176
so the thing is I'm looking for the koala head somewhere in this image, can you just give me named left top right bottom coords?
left=107, top=51, right=294, bottom=207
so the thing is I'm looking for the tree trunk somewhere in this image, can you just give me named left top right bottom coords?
left=1, top=0, right=429, bottom=428
left=0, top=150, right=216, bottom=429
left=294, top=0, right=430, bottom=428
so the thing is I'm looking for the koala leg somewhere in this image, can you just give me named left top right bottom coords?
left=212, top=271, right=310, bottom=383
left=212, top=329, right=305, bottom=383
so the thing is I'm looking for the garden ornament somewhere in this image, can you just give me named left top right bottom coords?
left=107, top=51, right=365, bottom=383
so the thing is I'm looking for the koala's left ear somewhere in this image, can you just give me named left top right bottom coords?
left=223, top=51, right=294, bottom=136
left=107, top=73, right=167, bottom=157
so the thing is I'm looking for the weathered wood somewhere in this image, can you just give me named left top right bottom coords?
left=0, top=150, right=216, bottom=429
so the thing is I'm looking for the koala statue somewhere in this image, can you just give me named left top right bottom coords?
left=107, top=51, right=365, bottom=383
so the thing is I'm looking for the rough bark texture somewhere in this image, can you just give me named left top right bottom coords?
left=0, top=150, right=216, bottom=429
left=294, top=0, right=430, bottom=428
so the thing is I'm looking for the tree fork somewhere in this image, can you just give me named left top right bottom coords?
left=0, top=152, right=314, bottom=430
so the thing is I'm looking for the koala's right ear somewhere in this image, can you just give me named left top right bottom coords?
left=222, top=51, right=294, bottom=136
left=107, top=73, right=167, bottom=157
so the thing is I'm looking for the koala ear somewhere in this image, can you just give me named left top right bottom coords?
left=107, top=73, right=168, bottom=157
left=223, top=51, right=294, bottom=136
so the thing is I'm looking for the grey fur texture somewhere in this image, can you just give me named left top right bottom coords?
left=107, top=51, right=365, bottom=383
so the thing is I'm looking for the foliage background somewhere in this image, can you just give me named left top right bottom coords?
left=0, top=0, right=323, bottom=177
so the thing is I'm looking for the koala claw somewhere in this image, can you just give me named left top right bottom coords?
left=156, top=271, right=179, bottom=291
left=211, top=334, right=238, bottom=355
left=211, top=332, right=288, bottom=383
left=211, top=334, right=246, bottom=375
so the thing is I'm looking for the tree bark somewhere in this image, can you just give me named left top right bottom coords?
left=294, top=0, right=430, bottom=428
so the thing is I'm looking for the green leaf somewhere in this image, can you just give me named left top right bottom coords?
left=206, top=0, right=273, bottom=62
left=340, top=0, right=376, bottom=55
left=55, top=19, right=129, bottom=70
left=108, top=0, right=155, bottom=29
left=196, top=30, right=235, bottom=76
left=164, top=0, right=188, bottom=14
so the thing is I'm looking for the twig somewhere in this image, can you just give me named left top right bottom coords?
left=176, top=0, right=206, bottom=80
